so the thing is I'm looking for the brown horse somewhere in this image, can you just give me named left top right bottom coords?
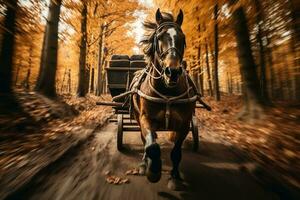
left=132, top=9, right=196, bottom=190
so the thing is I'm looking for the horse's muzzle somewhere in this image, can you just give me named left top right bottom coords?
left=165, top=67, right=183, bottom=77
left=164, top=67, right=183, bottom=87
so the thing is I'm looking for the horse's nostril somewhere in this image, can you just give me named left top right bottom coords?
left=165, top=67, right=172, bottom=77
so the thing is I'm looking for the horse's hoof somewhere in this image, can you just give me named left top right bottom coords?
left=145, top=143, right=162, bottom=183
left=146, top=167, right=161, bottom=183
left=167, top=178, right=185, bottom=191
left=138, top=163, right=146, bottom=175
left=145, top=143, right=161, bottom=159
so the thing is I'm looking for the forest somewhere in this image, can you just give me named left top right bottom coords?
left=0, top=0, right=299, bottom=199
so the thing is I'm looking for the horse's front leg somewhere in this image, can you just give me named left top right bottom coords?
left=168, top=125, right=189, bottom=190
left=139, top=114, right=162, bottom=183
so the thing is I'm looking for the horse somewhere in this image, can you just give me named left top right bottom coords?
left=131, top=9, right=197, bottom=190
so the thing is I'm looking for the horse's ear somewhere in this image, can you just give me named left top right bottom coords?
left=176, top=9, right=184, bottom=26
left=156, top=8, right=163, bottom=24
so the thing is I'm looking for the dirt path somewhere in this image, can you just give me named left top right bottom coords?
left=7, top=121, right=280, bottom=200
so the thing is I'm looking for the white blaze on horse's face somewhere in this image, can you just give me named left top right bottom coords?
left=162, top=27, right=183, bottom=88
left=167, top=28, right=177, bottom=51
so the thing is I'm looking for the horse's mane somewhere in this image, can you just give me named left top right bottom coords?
left=140, top=12, right=175, bottom=60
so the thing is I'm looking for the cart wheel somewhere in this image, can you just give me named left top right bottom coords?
left=191, top=115, right=199, bottom=152
left=117, top=114, right=124, bottom=151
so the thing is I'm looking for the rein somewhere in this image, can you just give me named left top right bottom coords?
left=140, top=65, right=198, bottom=129
left=144, top=62, right=164, bottom=80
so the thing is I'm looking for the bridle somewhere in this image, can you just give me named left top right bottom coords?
left=149, top=22, right=186, bottom=78
left=154, top=22, right=185, bottom=60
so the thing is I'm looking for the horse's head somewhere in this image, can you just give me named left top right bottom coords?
left=154, top=9, right=186, bottom=88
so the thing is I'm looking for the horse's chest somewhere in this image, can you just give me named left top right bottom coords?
left=141, top=102, right=192, bottom=129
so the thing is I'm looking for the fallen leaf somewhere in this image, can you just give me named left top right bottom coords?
left=106, top=176, right=114, bottom=184
left=114, top=177, right=121, bottom=184
left=121, top=178, right=129, bottom=184
left=132, top=169, right=139, bottom=175
left=125, top=170, right=133, bottom=175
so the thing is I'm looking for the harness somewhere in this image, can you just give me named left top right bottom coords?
left=137, top=69, right=198, bottom=129
left=112, top=22, right=210, bottom=129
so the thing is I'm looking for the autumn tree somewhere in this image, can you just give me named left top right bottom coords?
left=91, top=0, right=139, bottom=95
left=253, top=0, right=269, bottom=103
left=196, top=20, right=204, bottom=95
left=205, top=39, right=213, bottom=96
left=230, top=0, right=265, bottom=119
left=0, top=0, right=18, bottom=94
left=213, top=3, right=220, bottom=101
left=35, top=0, right=62, bottom=97
left=95, top=23, right=106, bottom=96
left=14, top=1, right=43, bottom=90
left=55, top=0, right=138, bottom=97
left=0, top=0, right=30, bottom=115
left=77, top=0, right=88, bottom=97
left=288, top=0, right=300, bottom=100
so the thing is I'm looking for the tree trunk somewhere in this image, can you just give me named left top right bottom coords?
left=68, top=69, right=71, bottom=93
left=36, top=30, right=46, bottom=90
left=85, top=64, right=90, bottom=94
left=77, top=1, right=88, bottom=97
left=102, top=60, right=108, bottom=93
left=205, top=40, right=213, bottom=96
left=96, top=24, right=105, bottom=96
left=90, top=68, right=95, bottom=92
left=0, top=1, right=28, bottom=115
left=253, top=0, right=270, bottom=104
left=14, top=61, right=20, bottom=86
left=288, top=0, right=300, bottom=100
left=197, top=68, right=203, bottom=96
left=258, top=6, right=276, bottom=100
left=213, top=4, right=220, bottom=101
left=278, top=68, right=285, bottom=100
left=24, top=43, right=33, bottom=90
left=197, top=24, right=204, bottom=95
left=24, top=68, right=31, bottom=90
left=192, top=71, right=199, bottom=92
left=61, top=68, right=67, bottom=93
left=256, top=19, right=268, bottom=102
left=283, top=55, right=292, bottom=100
left=227, top=72, right=233, bottom=94
left=231, top=3, right=265, bottom=120
left=35, top=0, right=62, bottom=97
left=197, top=45, right=204, bottom=95
left=265, top=33, right=276, bottom=99
left=0, top=0, right=18, bottom=94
